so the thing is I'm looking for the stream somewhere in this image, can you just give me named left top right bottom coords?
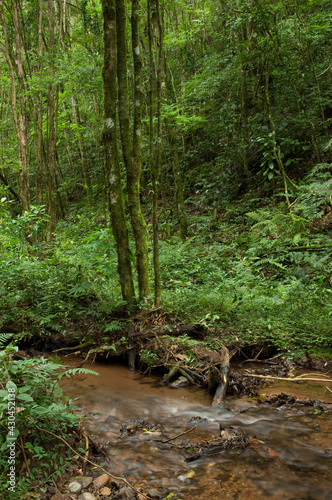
left=61, top=359, right=332, bottom=500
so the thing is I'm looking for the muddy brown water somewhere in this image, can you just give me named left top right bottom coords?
left=61, top=359, right=332, bottom=500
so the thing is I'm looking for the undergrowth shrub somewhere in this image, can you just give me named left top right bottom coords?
left=294, top=163, right=332, bottom=221
left=159, top=186, right=332, bottom=352
left=0, top=343, right=98, bottom=497
left=0, top=207, right=124, bottom=340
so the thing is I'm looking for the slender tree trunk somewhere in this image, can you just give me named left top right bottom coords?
left=46, top=0, right=57, bottom=241
left=13, top=0, right=29, bottom=210
left=149, top=0, right=162, bottom=306
left=163, top=51, right=187, bottom=238
left=55, top=148, right=68, bottom=210
left=116, top=0, right=150, bottom=301
left=238, top=27, right=250, bottom=178
left=71, top=95, right=92, bottom=202
left=36, top=0, right=44, bottom=205
left=0, top=0, right=30, bottom=210
left=101, top=0, right=135, bottom=302
left=130, top=0, right=150, bottom=301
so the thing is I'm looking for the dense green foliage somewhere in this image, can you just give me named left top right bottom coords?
left=0, top=342, right=98, bottom=496
left=1, top=2, right=330, bottom=496
left=1, top=163, right=331, bottom=354
left=0, top=0, right=331, bottom=353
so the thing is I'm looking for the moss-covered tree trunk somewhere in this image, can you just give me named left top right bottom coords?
left=46, top=0, right=56, bottom=241
left=101, top=0, right=135, bottom=302
left=36, top=0, right=44, bottom=206
left=117, top=0, right=150, bottom=302
left=148, top=0, right=161, bottom=306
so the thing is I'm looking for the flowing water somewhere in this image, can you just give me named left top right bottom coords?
left=61, top=359, right=332, bottom=500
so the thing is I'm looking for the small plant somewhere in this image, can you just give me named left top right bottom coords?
left=0, top=344, right=98, bottom=496
left=140, top=349, right=158, bottom=367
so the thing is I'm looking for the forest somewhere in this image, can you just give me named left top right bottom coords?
left=0, top=0, right=331, bottom=498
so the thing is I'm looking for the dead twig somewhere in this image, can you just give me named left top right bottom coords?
left=295, top=372, right=331, bottom=379
left=82, top=433, right=89, bottom=475
left=52, top=341, right=93, bottom=353
left=161, top=426, right=197, bottom=444
left=244, top=373, right=332, bottom=383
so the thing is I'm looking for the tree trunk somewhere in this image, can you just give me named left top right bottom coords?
left=116, top=0, right=150, bottom=302
left=36, top=0, right=44, bottom=205
left=101, top=0, right=135, bottom=303
left=0, top=0, right=30, bottom=211
left=71, top=95, right=92, bottom=202
left=148, top=0, right=161, bottom=306
left=46, top=0, right=57, bottom=241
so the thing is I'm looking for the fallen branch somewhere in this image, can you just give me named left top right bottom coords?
left=179, top=367, right=195, bottom=384
left=182, top=366, right=205, bottom=381
left=244, top=373, right=332, bottom=383
left=53, top=341, right=93, bottom=353
left=296, top=372, right=331, bottom=379
left=160, top=363, right=180, bottom=385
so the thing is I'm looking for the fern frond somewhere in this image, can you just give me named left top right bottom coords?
left=0, top=333, right=14, bottom=348
left=58, top=367, right=100, bottom=380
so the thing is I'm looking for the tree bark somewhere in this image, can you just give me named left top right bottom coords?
left=149, top=0, right=162, bottom=306
left=101, top=0, right=135, bottom=302
left=71, top=95, right=92, bottom=202
left=36, top=0, right=44, bottom=205
left=46, top=0, right=57, bottom=241
left=0, top=0, right=30, bottom=211
left=116, top=0, right=150, bottom=301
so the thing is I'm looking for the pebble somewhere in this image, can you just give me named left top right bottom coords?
left=171, top=376, right=189, bottom=388
left=93, top=473, right=110, bottom=489
left=147, top=488, right=161, bottom=498
left=118, top=486, right=136, bottom=499
left=74, top=477, right=94, bottom=489
left=68, top=482, right=82, bottom=494
left=78, top=493, right=97, bottom=500
left=99, top=486, right=112, bottom=496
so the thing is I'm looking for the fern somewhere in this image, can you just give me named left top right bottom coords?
left=0, top=333, right=14, bottom=348
left=104, top=321, right=123, bottom=332
left=58, top=367, right=100, bottom=380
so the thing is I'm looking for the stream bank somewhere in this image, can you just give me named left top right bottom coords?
left=19, top=307, right=332, bottom=499
left=53, top=353, right=332, bottom=500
